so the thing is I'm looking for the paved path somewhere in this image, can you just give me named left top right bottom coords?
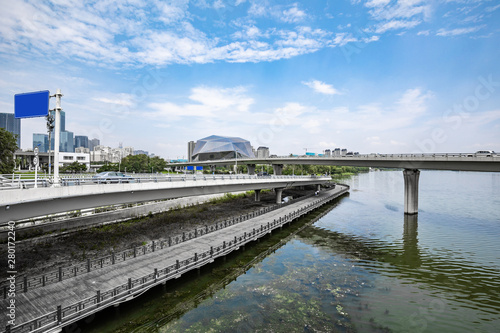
left=0, top=186, right=348, bottom=332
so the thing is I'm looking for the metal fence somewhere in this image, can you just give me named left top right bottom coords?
left=0, top=174, right=323, bottom=190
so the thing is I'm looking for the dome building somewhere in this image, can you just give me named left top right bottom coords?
left=191, top=135, right=255, bottom=162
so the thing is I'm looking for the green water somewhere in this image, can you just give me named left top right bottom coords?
left=69, top=170, right=500, bottom=333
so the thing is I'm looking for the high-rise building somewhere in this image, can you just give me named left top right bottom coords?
left=256, top=146, right=270, bottom=158
left=0, top=113, right=21, bottom=148
left=74, top=135, right=89, bottom=149
left=33, top=133, right=49, bottom=153
left=89, top=138, right=100, bottom=151
left=60, top=131, right=74, bottom=152
left=188, top=141, right=195, bottom=162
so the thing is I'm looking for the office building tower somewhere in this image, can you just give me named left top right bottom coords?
left=0, top=113, right=21, bottom=147
left=33, top=133, right=49, bottom=153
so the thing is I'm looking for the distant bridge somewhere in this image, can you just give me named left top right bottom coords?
left=169, top=153, right=500, bottom=215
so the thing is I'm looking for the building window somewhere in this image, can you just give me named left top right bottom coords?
left=77, top=157, right=85, bottom=161
left=63, top=156, right=74, bottom=160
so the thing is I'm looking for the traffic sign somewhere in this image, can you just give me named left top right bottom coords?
left=33, top=156, right=39, bottom=166
left=14, top=90, right=50, bottom=119
left=34, top=147, right=39, bottom=155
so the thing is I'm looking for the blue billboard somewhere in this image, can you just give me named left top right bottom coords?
left=14, top=90, right=50, bottom=119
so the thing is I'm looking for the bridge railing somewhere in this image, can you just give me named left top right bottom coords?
left=0, top=187, right=333, bottom=298
left=3, top=186, right=349, bottom=333
left=0, top=174, right=325, bottom=190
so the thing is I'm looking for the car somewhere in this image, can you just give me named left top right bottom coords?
left=92, top=172, right=133, bottom=184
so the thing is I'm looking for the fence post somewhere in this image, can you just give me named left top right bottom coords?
left=210, top=246, right=213, bottom=256
left=97, top=290, right=101, bottom=306
left=87, top=259, right=91, bottom=272
left=134, top=247, right=137, bottom=258
left=112, top=252, right=115, bottom=264
left=195, top=229, right=198, bottom=238
left=24, top=276, right=27, bottom=292
left=169, top=237, right=172, bottom=247
left=128, top=278, right=132, bottom=291
left=176, top=260, right=180, bottom=270
left=223, top=241, right=226, bottom=249
left=195, top=252, right=198, bottom=261
left=154, top=268, right=158, bottom=281
left=152, top=241, right=155, bottom=252
left=57, top=305, right=62, bottom=324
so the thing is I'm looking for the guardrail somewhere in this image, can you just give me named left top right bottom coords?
left=0, top=174, right=324, bottom=190
left=3, top=186, right=349, bottom=333
left=0, top=187, right=328, bottom=297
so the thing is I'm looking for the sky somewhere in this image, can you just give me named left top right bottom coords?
left=1, top=0, right=499, bottom=159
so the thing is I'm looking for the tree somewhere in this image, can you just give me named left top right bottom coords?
left=0, top=128, right=18, bottom=174
left=97, top=163, right=119, bottom=172
left=61, top=161, right=87, bottom=173
left=149, top=156, right=167, bottom=173
left=121, top=154, right=149, bottom=173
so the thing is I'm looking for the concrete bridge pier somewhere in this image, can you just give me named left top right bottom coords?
left=275, top=188, right=284, bottom=204
left=403, top=169, right=420, bottom=215
left=247, top=164, right=256, bottom=175
left=273, top=164, right=284, bottom=175
left=255, top=189, right=261, bottom=202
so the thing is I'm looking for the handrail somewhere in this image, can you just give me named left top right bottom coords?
left=3, top=186, right=348, bottom=333
left=0, top=174, right=326, bottom=190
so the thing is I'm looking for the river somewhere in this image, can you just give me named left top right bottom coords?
left=74, top=170, right=500, bottom=333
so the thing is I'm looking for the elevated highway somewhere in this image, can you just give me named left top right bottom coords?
left=170, top=153, right=500, bottom=215
left=0, top=175, right=330, bottom=224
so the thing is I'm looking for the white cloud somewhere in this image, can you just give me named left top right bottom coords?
left=281, top=4, right=307, bottom=23
left=303, top=80, right=342, bottom=95
left=374, top=20, right=421, bottom=33
left=417, top=30, right=430, bottom=35
left=146, top=86, right=254, bottom=120
left=436, top=25, right=483, bottom=36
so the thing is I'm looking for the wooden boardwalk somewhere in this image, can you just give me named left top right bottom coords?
left=1, top=186, right=348, bottom=333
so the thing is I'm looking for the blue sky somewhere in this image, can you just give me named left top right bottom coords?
left=1, top=0, right=499, bottom=158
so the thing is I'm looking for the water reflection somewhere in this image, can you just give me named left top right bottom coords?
left=402, top=214, right=420, bottom=268
left=299, top=214, right=500, bottom=319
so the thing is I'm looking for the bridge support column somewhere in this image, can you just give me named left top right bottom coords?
left=210, top=165, right=216, bottom=173
left=275, top=188, right=284, bottom=204
left=403, top=169, right=420, bottom=215
left=247, top=164, right=256, bottom=175
left=316, top=184, right=321, bottom=193
left=255, top=189, right=261, bottom=202
left=272, top=164, right=283, bottom=176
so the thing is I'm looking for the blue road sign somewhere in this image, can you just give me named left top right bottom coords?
left=14, top=90, right=50, bottom=119
left=186, top=166, right=194, bottom=170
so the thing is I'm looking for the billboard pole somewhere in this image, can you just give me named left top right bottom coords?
left=53, top=89, right=63, bottom=186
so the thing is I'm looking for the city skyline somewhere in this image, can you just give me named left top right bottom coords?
left=0, top=0, right=499, bottom=158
